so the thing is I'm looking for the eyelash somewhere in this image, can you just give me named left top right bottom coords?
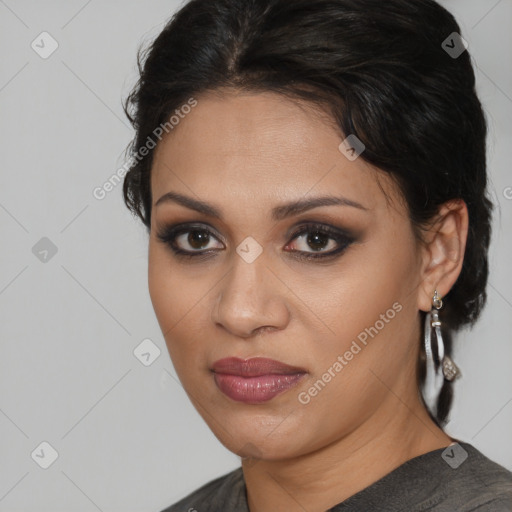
left=155, top=222, right=355, bottom=262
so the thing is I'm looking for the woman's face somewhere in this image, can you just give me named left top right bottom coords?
left=148, top=90, right=426, bottom=460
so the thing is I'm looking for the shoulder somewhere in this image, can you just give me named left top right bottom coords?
left=331, top=442, right=512, bottom=512
left=401, top=442, right=512, bottom=511
left=159, top=467, right=246, bottom=512
left=445, top=443, right=512, bottom=511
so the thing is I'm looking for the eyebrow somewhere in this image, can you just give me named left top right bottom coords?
left=154, top=191, right=369, bottom=221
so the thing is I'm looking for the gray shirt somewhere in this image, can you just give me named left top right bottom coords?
left=160, top=442, right=512, bottom=511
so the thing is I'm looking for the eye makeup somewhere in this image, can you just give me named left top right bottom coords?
left=155, top=220, right=358, bottom=262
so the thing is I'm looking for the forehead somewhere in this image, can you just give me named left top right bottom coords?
left=150, top=91, right=400, bottom=215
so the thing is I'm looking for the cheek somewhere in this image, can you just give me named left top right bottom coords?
left=148, top=245, right=174, bottom=326
left=148, top=245, right=187, bottom=352
left=147, top=243, right=211, bottom=375
left=302, top=228, right=419, bottom=381
left=148, top=240, right=197, bottom=323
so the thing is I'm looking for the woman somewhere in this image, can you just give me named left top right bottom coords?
left=122, top=0, right=512, bottom=510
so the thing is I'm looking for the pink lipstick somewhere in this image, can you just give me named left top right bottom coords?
left=211, top=357, right=307, bottom=403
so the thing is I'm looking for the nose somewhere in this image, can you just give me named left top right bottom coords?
left=211, top=253, right=290, bottom=339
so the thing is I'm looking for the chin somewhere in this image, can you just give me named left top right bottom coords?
left=203, top=410, right=311, bottom=460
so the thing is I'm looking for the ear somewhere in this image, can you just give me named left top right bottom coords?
left=417, top=199, right=469, bottom=312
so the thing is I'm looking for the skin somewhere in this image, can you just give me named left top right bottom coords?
left=148, top=89, right=468, bottom=512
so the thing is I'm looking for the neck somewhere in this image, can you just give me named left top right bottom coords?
left=242, top=394, right=453, bottom=512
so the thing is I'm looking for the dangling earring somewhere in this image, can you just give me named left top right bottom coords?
left=423, top=289, right=460, bottom=418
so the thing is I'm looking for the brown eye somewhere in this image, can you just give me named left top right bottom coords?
left=156, top=224, right=224, bottom=256
left=289, top=230, right=337, bottom=253
left=284, top=223, right=355, bottom=260
left=157, top=222, right=355, bottom=261
left=185, top=229, right=213, bottom=250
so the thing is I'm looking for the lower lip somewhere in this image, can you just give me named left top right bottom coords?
left=213, top=373, right=306, bottom=403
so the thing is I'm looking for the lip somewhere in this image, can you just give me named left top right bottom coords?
left=211, top=357, right=307, bottom=403
left=211, top=357, right=307, bottom=376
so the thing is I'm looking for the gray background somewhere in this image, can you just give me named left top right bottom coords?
left=0, top=1, right=511, bottom=511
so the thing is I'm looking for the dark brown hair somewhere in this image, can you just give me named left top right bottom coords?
left=122, top=0, right=493, bottom=426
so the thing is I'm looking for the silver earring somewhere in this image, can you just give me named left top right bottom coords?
left=423, top=290, right=460, bottom=417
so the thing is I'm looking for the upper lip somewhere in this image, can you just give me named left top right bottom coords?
left=211, top=357, right=307, bottom=377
